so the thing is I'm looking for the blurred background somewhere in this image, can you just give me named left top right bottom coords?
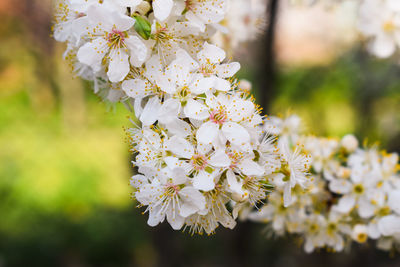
left=0, top=0, right=399, bottom=266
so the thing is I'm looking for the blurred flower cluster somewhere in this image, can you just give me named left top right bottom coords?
left=291, top=0, right=400, bottom=59
left=248, top=115, right=400, bottom=253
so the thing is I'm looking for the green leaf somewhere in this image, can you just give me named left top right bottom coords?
left=134, top=15, right=151, bottom=40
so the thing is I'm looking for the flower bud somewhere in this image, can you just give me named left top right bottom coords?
left=352, top=224, right=368, bottom=243
left=341, top=134, right=358, bottom=153
left=231, top=190, right=250, bottom=203
left=238, top=79, right=252, bottom=91
left=136, top=1, right=151, bottom=16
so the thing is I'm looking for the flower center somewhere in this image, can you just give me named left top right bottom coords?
left=353, top=184, right=364, bottom=195
left=309, top=223, right=319, bottom=233
left=228, top=152, right=240, bottom=168
left=177, top=86, right=191, bottom=99
left=377, top=206, right=391, bottom=217
left=327, top=223, right=337, bottom=234
left=210, top=109, right=227, bottom=125
left=356, top=233, right=368, bottom=243
left=185, top=0, right=194, bottom=11
left=383, top=20, right=395, bottom=33
left=164, top=183, right=180, bottom=196
left=200, top=64, right=215, bottom=77
left=107, top=29, right=126, bottom=48
left=191, top=154, right=208, bottom=171
left=153, top=23, right=173, bottom=42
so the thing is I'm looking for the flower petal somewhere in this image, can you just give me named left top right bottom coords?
left=107, top=48, right=130, bottom=83
left=196, top=121, right=219, bottom=145
left=197, top=42, right=225, bottom=64
left=184, top=99, right=210, bottom=120
left=164, top=135, right=195, bottom=159
left=221, top=122, right=250, bottom=146
left=192, top=171, right=216, bottom=191
left=140, top=97, right=161, bottom=126
left=215, top=62, right=241, bottom=78
left=208, top=150, right=231, bottom=167
left=153, top=0, right=173, bottom=21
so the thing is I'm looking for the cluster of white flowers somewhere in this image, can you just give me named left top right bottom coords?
left=53, top=0, right=310, bottom=234
left=289, top=0, right=400, bottom=58
left=53, top=0, right=400, bottom=250
left=247, top=115, right=400, bottom=253
left=53, top=0, right=265, bottom=103
left=357, top=0, right=400, bottom=58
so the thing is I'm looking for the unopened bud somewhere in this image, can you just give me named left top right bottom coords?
left=136, top=1, right=151, bottom=16
left=238, top=79, right=252, bottom=91
left=341, top=134, right=358, bottom=153
left=231, top=190, right=249, bottom=202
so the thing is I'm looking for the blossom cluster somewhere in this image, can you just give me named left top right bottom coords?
left=53, top=0, right=266, bottom=102
left=53, top=0, right=308, bottom=234
left=53, top=0, right=400, bottom=248
left=291, top=0, right=400, bottom=59
left=247, top=115, right=400, bottom=253
left=124, top=54, right=314, bottom=234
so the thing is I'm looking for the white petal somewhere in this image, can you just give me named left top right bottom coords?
left=237, top=159, right=265, bottom=176
left=378, top=215, right=400, bottom=236
left=370, top=35, right=396, bottom=58
left=112, top=11, right=135, bottom=31
left=185, top=11, right=206, bottom=32
left=335, top=195, right=356, bottom=213
left=164, top=118, right=192, bottom=137
left=153, top=0, right=173, bottom=21
left=134, top=98, right=143, bottom=117
left=221, top=122, right=250, bottom=146
left=304, top=238, right=315, bottom=254
left=122, top=79, right=146, bottom=98
left=213, top=77, right=231, bottom=92
left=189, top=77, right=215, bottom=95
left=171, top=168, right=189, bottom=185
left=155, top=74, right=176, bottom=94
left=196, top=121, right=219, bottom=145
left=126, top=36, right=148, bottom=67
left=144, top=54, right=163, bottom=82
left=184, top=99, right=209, bottom=120
left=140, top=97, right=161, bottom=126
left=329, top=179, right=352, bottom=194
left=107, top=48, right=130, bottom=83
left=179, top=187, right=206, bottom=217
left=227, top=99, right=254, bottom=122
left=192, top=171, right=216, bottom=191
left=158, top=98, right=181, bottom=124
left=135, top=184, right=162, bottom=205
left=368, top=222, right=381, bottom=239
left=174, top=48, right=199, bottom=71
left=130, top=174, right=148, bottom=189
left=147, top=205, right=164, bottom=226
left=215, top=62, right=241, bottom=78
left=208, top=150, right=231, bottom=167
left=388, top=190, right=400, bottom=215
left=226, top=169, right=244, bottom=195
left=164, top=136, right=194, bottom=159
left=77, top=37, right=108, bottom=72
left=166, top=209, right=185, bottom=230
left=197, top=42, right=225, bottom=64
left=358, top=198, right=375, bottom=218
left=116, top=0, right=142, bottom=7
left=283, top=183, right=292, bottom=207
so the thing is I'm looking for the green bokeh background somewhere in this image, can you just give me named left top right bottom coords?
left=0, top=1, right=400, bottom=266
